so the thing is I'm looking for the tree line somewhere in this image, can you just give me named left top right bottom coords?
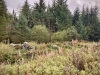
left=0, top=0, right=100, bottom=43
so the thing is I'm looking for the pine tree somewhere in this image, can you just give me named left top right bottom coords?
left=0, top=0, right=7, bottom=17
left=81, top=5, right=85, bottom=25
left=76, top=18, right=88, bottom=40
left=81, top=6, right=90, bottom=26
left=34, top=0, right=46, bottom=12
left=0, top=0, right=8, bottom=42
left=72, top=7, right=80, bottom=26
left=73, top=7, right=88, bottom=40
left=11, top=15, right=31, bottom=43
left=32, top=0, right=46, bottom=25
left=46, top=0, right=58, bottom=32
left=45, top=5, right=54, bottom=31
left=81, top=5, right=100, bottom=41
left=85, top=6, right=90, bottom=26
left=21, top=0, right=33, bottom=28
left=21, top=0, right=30, bottom=20
left=89, top=5, right=100, bottom=41
left=0, top=17, right=8, bottom=42
left=6, top=11, right=16, bottom=43
left=52, top=0, right=57, bottom=31
left=54, top=0, right=72, bottom=30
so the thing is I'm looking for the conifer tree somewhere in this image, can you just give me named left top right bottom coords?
left=32, top=0, right=46, bottom=25
left=81, top=5, right=100, bottom=41
left=11, top=15, right=31, bottom=43
left=76, top=18, right=88, bottom=40
left=0, top=0, right=8, bottom=42
left=81, top=5, right=86, bottom=26
left=45, top=5, right=54, bottom=31
left=55, top=0, right=72, bottom=30
left=88, top=5, right=100, bottom=41
left=21, top=0, right=30, bottom=20
left=72, top=7, right=80, bottom=26
left=21, top=0, right=33, bottom=28
left=85, top=6, right=90, bottom=26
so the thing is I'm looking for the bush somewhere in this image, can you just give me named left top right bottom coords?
left=66, top=26, right=79, bottom=41
left=51, top=26, right=79, bottom=42
left=51, top=30, right=66, bottom=42
left=31, top=25, right=50, bottom=43
left=0, top=43, right=15, bottom=63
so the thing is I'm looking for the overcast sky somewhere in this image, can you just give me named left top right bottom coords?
left=5, top=0, right=100, bottom=14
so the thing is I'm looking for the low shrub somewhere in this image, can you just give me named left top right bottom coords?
left=0, top=43, right=15, bottom=63
left=66, top=26, right=79, bottom=41
left=31, top=25, right=50, bottom=43
left=51, top=30, right=66, bottom=42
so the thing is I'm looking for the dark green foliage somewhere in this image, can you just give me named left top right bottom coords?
left=1, top=0, right=100, bottom=42
left=32, top=0, right=46, bottom=25
left=81, top=5, right=86, bottom=26
left=73, top=7, right=88, bottom=40
left=6, top=11, right=18, bottom=43
left=72, top=7, right=87, bottom=40
left=55, top=0, right=72, bottom=30
left=11, top=15, right=31, bottom=43
left=81, top=5, right=100, bottom=41
left=32, top=10, right=46, bottom=25
left=81, top=6, right=90, bottom=26
left=45, top=5, right=55, bottom=32
left=88, top=6, right=100, bottom=41
left=0, top=0, right=7, bottom=17
left=34, top=0, right=46, bottom=12
left=21, top=0, right=30, bottom=20
left=50, top=0, right=58, bottom=31
left=21, top=0, right=33, bottom=28
left=72, top=7, right=80, bottom=26
left=0, top=0, right=8, bottom=42
left=75, top=19, right=88, bottom=40
left=0, top=17, right=8, bottom=42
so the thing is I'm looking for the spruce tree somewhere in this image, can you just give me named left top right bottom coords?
left=0, top=0, right=7, bottom=17
left=89, top=5, right=100, bottom=41
left=76, top=18, right=88, bottom=40
left=34, top=0, right=46, bottom=12
left=81, top=5, right=86, bottom=25
left=11, top=15, right=31, bottom=43
left=6, top=11, right=16, bottom=43
left=46, top=0, right=58, bottom=32
left=0, top=0, right=8, bottom=42
left=81, top=5, right=100, bottom=41
left=32, top=0, right=46, bottom=25
left=21, top=0, right=33, bottom=28
left=73, top=7, right=88, bottom=40
left=72, top=7, right=80, bottom=26
left=21, top=0, right=30, bottom=20
left=85, top=6, right=90, bottom=26
left=55, top=0, right=72, bottom=30
left=45, top=5, right=54, bottom=31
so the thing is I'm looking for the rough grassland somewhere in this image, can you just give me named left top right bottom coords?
left=0, top=42, right=100, bottom=75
